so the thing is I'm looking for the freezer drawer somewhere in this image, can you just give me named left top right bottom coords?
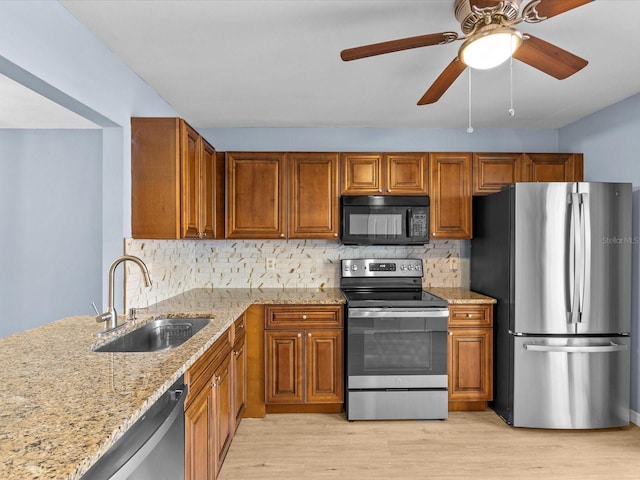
left=512, top=336, right=630, bottom=429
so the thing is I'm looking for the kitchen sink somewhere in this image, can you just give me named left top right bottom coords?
left=93, top=318, right=212, bottom=352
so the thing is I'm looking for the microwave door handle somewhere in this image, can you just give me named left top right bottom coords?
left=406, top=208, right=412, bottom=238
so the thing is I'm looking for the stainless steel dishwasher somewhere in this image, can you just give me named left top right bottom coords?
left=80, top=376, right=186, bottom=480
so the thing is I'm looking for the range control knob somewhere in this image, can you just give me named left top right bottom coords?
left=351, top=265, right=358, bottom=271
left=415, top=263, right=422, bottom=270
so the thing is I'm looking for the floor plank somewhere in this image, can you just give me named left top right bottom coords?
left=219, top=411, right=640, bottom=479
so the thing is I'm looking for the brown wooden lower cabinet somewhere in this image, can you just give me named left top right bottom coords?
left=447, top=303, right=494, bottom=411
left=265, top=305, right=344, bottom=412
left=184, top=313, right=247, bottom=480
left=232, top=329, right=247, bottom=429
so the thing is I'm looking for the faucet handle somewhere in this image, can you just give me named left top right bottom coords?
left=96, top=312, right=113, bottom=324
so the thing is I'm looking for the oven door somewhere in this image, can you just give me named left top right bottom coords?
left=346, top=308, right=449, bottom=389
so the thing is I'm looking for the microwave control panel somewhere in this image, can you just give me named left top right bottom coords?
left=409, top=208, right=428, bottom=237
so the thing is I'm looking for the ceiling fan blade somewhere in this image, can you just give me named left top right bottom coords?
left=512, top=34, right=587, bottom=79
left=417, top=58, right=467, bottom=105
left=523, top=0, right=593, bottom=22
left=340, top=32, right=458, bottom=62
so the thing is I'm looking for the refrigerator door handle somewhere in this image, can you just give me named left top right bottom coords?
left=523, top=342, right=628, bottom=353
left=578, top=192, right=591, bottom=323
left=567, top=193, right=581, bottom=324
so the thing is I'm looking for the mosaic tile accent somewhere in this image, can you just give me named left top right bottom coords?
left=124, top=239, right=467, bottom=309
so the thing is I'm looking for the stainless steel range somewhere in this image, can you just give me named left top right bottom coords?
left=341, top=258, right=449, bottom=420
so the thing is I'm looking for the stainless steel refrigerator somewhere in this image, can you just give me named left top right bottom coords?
left=471, top=182, right=632, bottom=429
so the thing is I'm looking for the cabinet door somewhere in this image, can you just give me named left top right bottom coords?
left=200, top=141, right=217, bottom=239
left=232, top=333, right=247, bottom=429
left=523, top=153, right=583, bottom=182
left=214, top=354, right=233, bottom=472
left=472, top=153, right=524, bottom=195
left=340, top=153, right=383, bottom=195
left=265, top=330, right=304, bottom=404
left=385, top=153, right=428, bottom=195
left=306, top=329, right=343, bottom=403
left=185, top=383, right=214, bottom=480
left=225, top=152, right=286, bottom=238
left=131, top=117, right=182, bottom=239
left=288, top=153, right=340, bottom=239
left=448, top=328, right=493, bottom=402
left=181, top=122, right=202, bottom=239
left=429, top=153, right=472, bottom=239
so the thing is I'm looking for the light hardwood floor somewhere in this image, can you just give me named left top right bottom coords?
left=219, top=411, right=640, bottom=479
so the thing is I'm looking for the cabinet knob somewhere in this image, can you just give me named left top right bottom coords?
left=239, top=323, right=244, bottom=329
left=216, top=375, right=221, bottom=382
left=378, top=189, right=382, bottom=193
left=302, top=315, right=307, bottom=320
left=202, top=232, right=207, bottom=237
left=387, top=189, right=391, bottom=193
left=307, top=332, right=312, bottom=337
left=333, top=233, right=338, bottom=237
left=448, top=331, right=453, bottom=336
left=297, top=333, right=302, bottom=338
left=234, top=350, right=240, bottom=357
left=280, top=233, right=285, bottom=238
left=467, top=313, right=473, bottom=318
left=212, top=381, right=217, bottom=388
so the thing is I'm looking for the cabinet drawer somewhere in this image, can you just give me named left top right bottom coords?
left=265, top=305, right=343, bottom=329
left=185, top=329, right=232, bottom=406
left=448, top=304, right=493, bottom=328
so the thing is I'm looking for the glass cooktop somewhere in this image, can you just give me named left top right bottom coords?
left=342, top=289, right=448, bottom=309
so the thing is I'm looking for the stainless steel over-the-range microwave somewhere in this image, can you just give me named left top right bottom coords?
left=340, top=195, right=430, bottom=245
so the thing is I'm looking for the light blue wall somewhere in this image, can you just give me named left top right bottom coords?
left=0, top=130, right=102, bottom=336
left=0, top=1, right=177, bottom=335
left=200, top=127, right=559, bottom=152
left=560, top=93, right=640, bottom=414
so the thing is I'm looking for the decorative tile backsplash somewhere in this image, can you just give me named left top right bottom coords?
left=124, top=239, right=467, bottom=308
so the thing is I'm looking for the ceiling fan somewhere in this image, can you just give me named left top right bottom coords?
left=340, top=0, right=591, bottom=105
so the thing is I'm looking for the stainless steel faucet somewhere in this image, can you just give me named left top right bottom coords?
left=96, top=255, right=152, bottom=334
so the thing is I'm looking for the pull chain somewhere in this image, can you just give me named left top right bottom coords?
left=467, top=68, right=474, bottom=133
left=508, top=54, right=515, bottom=117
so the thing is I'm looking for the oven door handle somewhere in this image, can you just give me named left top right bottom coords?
left=348, top=309, right=449, bottom=318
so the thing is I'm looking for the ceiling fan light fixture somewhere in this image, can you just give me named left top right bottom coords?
left=459, top=26, right=523, bottom=70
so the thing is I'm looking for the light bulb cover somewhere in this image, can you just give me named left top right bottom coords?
left=459, top=26, right=523, bottom=70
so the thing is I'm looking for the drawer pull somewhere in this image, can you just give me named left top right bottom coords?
left=307, top=332, right=312, bottom=337
left=297, top=333, right=302, bottom=338
left=302, top=315, right=307, bottom=320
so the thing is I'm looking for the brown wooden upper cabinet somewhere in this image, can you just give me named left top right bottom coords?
left=524, top=153, right=584, bottom=183
left=131, top=117, right=224, bottom=239
left=430, top=153, right=472, bottom=239
left=340, top=152, right=428, bottom=195
left=288, top=153, right=340, bottom=239
left=473, top=152, right=584, bottom=195
left=226, top=152, right=287, bottom=239
left=226, top=152, right=340, bottom=239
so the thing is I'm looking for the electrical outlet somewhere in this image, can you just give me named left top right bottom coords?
left=265, top=258, right=276, bottom=270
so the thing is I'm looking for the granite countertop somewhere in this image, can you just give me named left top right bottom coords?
left=0, top=287, right=344, bottom=480
left=427, top=287, right=496, bottom=304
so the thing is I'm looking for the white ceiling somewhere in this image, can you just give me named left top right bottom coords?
left=9, top=1, right=640, bottom=130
